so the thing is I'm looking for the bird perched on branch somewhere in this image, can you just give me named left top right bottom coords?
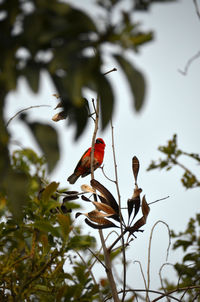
left=67, top=138, right=106, bottom=184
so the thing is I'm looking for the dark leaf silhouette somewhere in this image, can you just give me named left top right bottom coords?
left=85, top=219, right=119, bottom=229
left=129, top=195, right=150, bottom=234
left=114, top=55, right=146, bottom=112
left=132, top=156, right=140, bottom=184
left=127, top=187, right=142, bottom=221
left=20, top=116, right=60, bottom=173
left=90, top=179, right=119, bottom=214
left=92, top=201, right=116, bottom=215
left=52, top=111, right=67, bottom=122
left=81, top=195, right=92, bottom=202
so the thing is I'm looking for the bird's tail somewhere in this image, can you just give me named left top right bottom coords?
left=67, top=173, right=79, bottom=184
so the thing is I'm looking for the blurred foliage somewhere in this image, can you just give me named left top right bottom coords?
left=0, top=147, right=107, bottom=301
left=147, top=134, right=200, bottom=189
left=0, top=0, right=176, bottom=226
left=164, top=214, right=200, bottom=302
left=148, top=135, right=200, bottom=300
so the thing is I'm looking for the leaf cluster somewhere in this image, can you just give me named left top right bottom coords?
left=73, top=157, right=150, bottom=253
left=147, top=134, right=200, bottom=189
left=164, top=214, right=200, bottom=301
left=0, top=148, right=101, bottom=301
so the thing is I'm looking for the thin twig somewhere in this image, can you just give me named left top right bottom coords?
left=147, top=221, right=171, bottom=302
left=75, top=250, right=98, bottom=285
left=90, top=98, right=120, bottom=302
left=6, top=105, right=51, bottom=127
left=178, top=50, right=200, bottom=76
left=103, top=68, right=117, bottom=76
left=87, top=248, right=107, bottom=270
left=104, top=288, right=182, bottom=302
left=148, top=196, right=170, bottom=206
left=151, top=286, right=200, bottom=302
left=100, top=165, right=116, bottom=183
left=133, top=261, right=148, bottom=292
left=159, top=263, right=174, bottom=302
left=193, top=0, right=200, bottom=20
left=89, top=231, right=119, bottom=271
left=121, top=195, right=170, bottom=209
left=110, top=119, right=127, bottom=302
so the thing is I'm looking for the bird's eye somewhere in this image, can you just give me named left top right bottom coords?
left=96, top=139, right=103, bottom=144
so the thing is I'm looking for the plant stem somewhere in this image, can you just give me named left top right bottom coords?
left=111, top=119, right=127, bottom=302
left=90, top=97, right=120, bottom=302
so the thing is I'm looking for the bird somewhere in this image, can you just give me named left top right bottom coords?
left=67, top=138, right=106, bottom=184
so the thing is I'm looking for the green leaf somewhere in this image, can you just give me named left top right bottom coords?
left=42, top=182, right=59, bottom=204
left=34, top=220, right=60, bottom=237
left=57, top=213, right=71, bottom=241
left=96, top=74, right=114, bottom=129
left=3, top=168, right=30, bottom=220
left=114, top=55, right=146, bottom=111
left=67, top=235, right=96, bottom=250
left=23, top=62, right=40, bottom=93
left=22, top=119, right=60, bottom=173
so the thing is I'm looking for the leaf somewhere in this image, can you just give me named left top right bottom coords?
left=63, top=191, right=79, bottom=202
left=132, top=156, right=140, bottom=183
left=42, top=182, right=59, bottom=204
left=34, top=220, right=60, bottom=237
left=96, top=74, right=114, bottom=129
left=77, top=209, right=115, bottom=225
left=85, top=218, right=119, bottom=229
left=22, top=119, right=60, bottom=173
left=127, top=187, right=142, bottom=220
left=67, top=235, right=96, bottom=250
left=90, top=179, right=119, bottom=214
left=81, top=195, right=92, bottom=202
left=57, top=213, right=71, bottom=240
left=129, top=195, right=150, bottom=234
left=92, top=201, right=116, bottom=215
left=81, top=184, right=95, bottom=193
left=52, top=111, right=67, bottom=122
left=23, top=61, right=40, bottom=93
left=114, top=55, right=146, bottom=111
left=3, top=168, right=30, bottom=220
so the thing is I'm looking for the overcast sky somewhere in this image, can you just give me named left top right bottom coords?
left=5, top=0, right=200, bottom=299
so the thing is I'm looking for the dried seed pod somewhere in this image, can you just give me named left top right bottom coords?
left=81, top=184, right=95, bottom=193
left=52, top=111, right=67, bottom=122
left=132, top=156, right=140, bottom=184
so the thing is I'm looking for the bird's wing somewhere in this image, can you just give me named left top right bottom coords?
left=73, top=147, right=91, bottom=173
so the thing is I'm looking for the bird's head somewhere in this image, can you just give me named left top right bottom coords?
left=95, top=138, right=106, bottom=148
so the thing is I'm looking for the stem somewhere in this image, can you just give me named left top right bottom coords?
left=111, top=119, right=127, bottom=302
left=90, top=98, right=120, bottom=302
left=6, top=105, right=51, bottom=127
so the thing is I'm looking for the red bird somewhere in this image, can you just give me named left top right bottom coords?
left=67, top=138, right=106, bottom=184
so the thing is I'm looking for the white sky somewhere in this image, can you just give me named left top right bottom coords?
left=5, top=0, right=200, bottom=300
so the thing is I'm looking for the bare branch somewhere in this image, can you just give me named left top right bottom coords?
left=103, top=68, right=117, bottom=76
left=90, top=98, right=120, bottom=302
left=75, top=249, right=98, bottom=285
left=178, top=50, right=200, bottom=76
left=193, top=0, right=200, bottom=20
left=133, top=261, right=148, bottom=292
left=110, top=119, right=127, bottom=302
left=159, top=263, right=174, bottom=302
left=151, top=286, right=200, bottom=302
left=147, top=221, right=171, bottom=301
left=100, top=165, right=116, bottom=183
left=104, top=288, right=182, bottom=302
left=6, top=105, right=51, bottom=127
left=148, top=196, right=170, bottom=206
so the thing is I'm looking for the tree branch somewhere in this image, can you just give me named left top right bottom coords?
left=90, top=97, right=120, bottom=302
left=110, top=119, right=127, bottom=302
left=6, top=105, right=51, bottom=127
left=178, top=50, right=200, bottom=76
